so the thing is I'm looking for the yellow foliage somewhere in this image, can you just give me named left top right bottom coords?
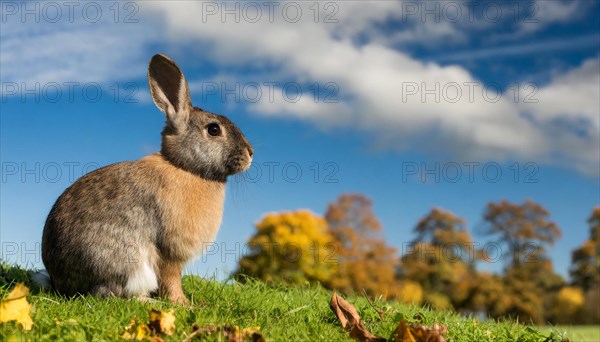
left=237, top=210, right=337, bottom=284
left=557, top=287, right=584, bottom=308
left=425, top=292, right=452, bottom=310
left=325, top=194, right=401, bottom=299
left=552, top=286, right=584, bottom=323
left=397, top=281, right=423, bottom=304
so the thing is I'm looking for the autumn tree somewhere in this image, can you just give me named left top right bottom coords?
left=469, top=272, right=512, bottom=319
left=502, top=259, right=564, bottom=324
left=480, top=200, right=563, bottom=324
left=581, top=282, right=600, bottom=324
left=570, top=207, right=600, bottom=291
left=569, top=207, right=600, bottom=323
left=235, top=210, right=337, bottom=285
left=481, top=199, right=561, bottom=267
left=400, top=208, right=479, bottom=310
left=324, top=194, right=402, bottom=299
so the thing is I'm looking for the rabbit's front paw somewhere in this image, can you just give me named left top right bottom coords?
left=169, top=293, right=190, bottom=306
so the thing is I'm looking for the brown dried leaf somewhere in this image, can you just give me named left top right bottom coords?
left=250, top=332, right=266, bottom=342
left=223, top=324, right=242, bottom=342
left=184, top=324, right=263, bottom=342
left=330, top=291, right=361, bottom=329
left=349, top=322, right=387, bottom=342
left=329, top=292, right=386, bottom=342
left=409, top=324, right=447, bottom=342
left=431, top=323, right=448, bottom=335
left=183, top=324, right=219, bottom=342
left=391, top=319, right=448, bottom=342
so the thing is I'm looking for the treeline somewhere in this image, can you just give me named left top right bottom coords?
left=234, top=194, right=600, bottom=325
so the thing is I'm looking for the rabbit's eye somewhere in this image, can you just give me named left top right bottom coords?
left=207, top=123, right=221, bottom=136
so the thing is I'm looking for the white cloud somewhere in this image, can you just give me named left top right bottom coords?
left=0, top=4, right=154, bottom=85
left=2, top=1, right=596, bottom=176
left=519, top=57, right=600, bottom=175
left=138, top=1, right=599, bottom=175
left=522, top=58, right=599, bottom=129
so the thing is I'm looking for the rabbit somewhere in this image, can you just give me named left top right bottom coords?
left=41, top=54, right=253, bottom=305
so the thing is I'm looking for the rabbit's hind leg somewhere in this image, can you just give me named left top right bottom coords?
left=92, top=283, right=125, bottom=298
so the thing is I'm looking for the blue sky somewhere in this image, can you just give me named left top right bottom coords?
left=1, top=0, right=598, bottom=280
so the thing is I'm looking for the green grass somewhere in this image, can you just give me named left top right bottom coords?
left=540, top=325, right=600, bottom=342
left=0, top=263, right=572, bottom=341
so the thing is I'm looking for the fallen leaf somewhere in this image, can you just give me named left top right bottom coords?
left=431, top=323, right=448, bottom=335
left=122, top=317, right=152, bottom=340
left=149, top=309, right=176, bottom=336
left=414, top=322, right=447, bottom=342
left=183, top=324, right=263, bottom=342
left=330, top=291, right=361, bottom=329
left=250, top=332, right=265, bottom=342
left=183, top=324, right=219, bottom=342
left=410, top=326, right=434, bottom=342
left=390, top=319, right=416, bottom=342
left=224, top=324, right=241, bottom=342
left=241, top=326, right=262, bottom=340
left=329, top=292, right=386, bottom=342
left=348, top=322, right=387, bottom=342
left=0, top=283, right=33, bottom=330
left=391, top=319, right=448, bottom=342
left=121, top=318, right=136, bottom=339
left=136, top=324, right=152, bottom=340
left=149, top=336, right=164, bottom=342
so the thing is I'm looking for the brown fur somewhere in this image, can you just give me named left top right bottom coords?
left=41, top=54, right=252, bottom=304
left=158, top=260, right=187, bottom=305
left=139, top=153, right=225, bottom=262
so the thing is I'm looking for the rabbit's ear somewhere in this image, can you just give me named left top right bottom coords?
left=148, top=54, right=192, bottom=130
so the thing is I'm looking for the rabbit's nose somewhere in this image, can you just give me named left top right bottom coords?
left=247, top=146, right=254, bottom=157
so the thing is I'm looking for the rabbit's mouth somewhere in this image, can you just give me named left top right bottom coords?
left=223, top=150, right=251, bottom=177
left=237, top=148, right=253, bottom=173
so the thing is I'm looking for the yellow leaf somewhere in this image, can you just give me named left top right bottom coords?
left=135, top=324, right=151, bottom=340
left=149, top=309, right=176, bottom=336
left=0, top=283, right=33, bottom=331
left=122, top=317, right=151, bottom=341
left=121, top=318, right=137, bottom=340
left=241, top=326, right=261, bottom=338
